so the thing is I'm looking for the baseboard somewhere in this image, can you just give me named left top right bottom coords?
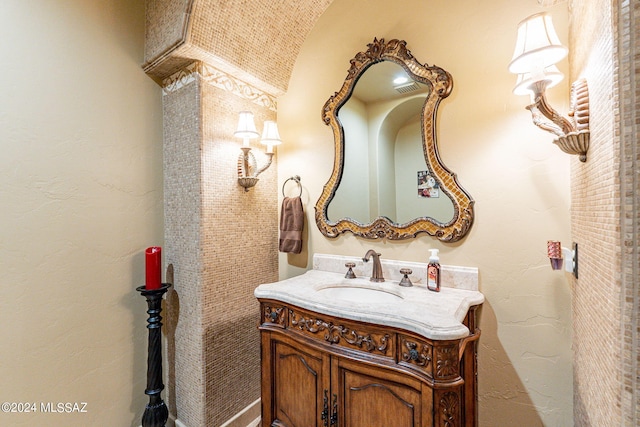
left=220, top=398, right=261, bottom=427
left=174, top=398, right=260, bottom=427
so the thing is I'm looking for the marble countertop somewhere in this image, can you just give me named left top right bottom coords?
left=254, top=269, right=484, bottom=340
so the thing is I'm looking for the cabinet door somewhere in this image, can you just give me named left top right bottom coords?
left=267, top=337, right=328, bottom=427
left=334, top=358, right=426, bottom=427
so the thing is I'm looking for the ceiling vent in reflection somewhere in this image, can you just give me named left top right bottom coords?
left=394, top=81, right=420, bottom=93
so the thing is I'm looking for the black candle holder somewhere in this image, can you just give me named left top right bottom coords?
left=137, top=283, right=171, bottom=427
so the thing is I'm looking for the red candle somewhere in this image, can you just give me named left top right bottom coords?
left=145, top=247, right=162, bottom=290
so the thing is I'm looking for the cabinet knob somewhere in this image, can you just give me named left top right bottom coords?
left=409, top=348, right=419, bottom=361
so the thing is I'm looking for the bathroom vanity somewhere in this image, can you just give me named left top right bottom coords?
left=256, top=37, right=481, bottom=427
left=255, top=254, right=483, bottom=427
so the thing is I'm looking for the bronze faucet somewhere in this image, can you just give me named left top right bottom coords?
left=363, top=249, right=384, bottom=282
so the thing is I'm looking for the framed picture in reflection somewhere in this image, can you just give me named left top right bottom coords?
left=417, top=171, right=439, bottom=198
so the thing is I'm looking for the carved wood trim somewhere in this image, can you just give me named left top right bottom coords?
left=439, top=391, right=459, bottom=427
left=262, top=305, right=286, bottom=327
left=289, top=310, right=391, bottom=356
left=434, top=344, right=459, bottom=380
left=398, top=335, right=433, bottom=384
left=401, top=337, right=432, bottom=368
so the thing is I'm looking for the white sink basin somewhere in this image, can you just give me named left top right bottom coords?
left=317, top=286, right=403, bottom=304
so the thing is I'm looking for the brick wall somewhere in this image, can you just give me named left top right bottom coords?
left=617, top=0, right=640, bottom=425
left=569, top=0, right=639, bottom=424
left=163, top=63, right=279, bottom=426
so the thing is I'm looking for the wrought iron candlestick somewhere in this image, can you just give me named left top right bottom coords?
left=137, top=283, right=171, bottom=427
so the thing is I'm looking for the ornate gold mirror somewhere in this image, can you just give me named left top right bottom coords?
left=315, top=38, right=474, bottom=241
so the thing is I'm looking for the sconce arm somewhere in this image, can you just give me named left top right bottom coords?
left=526, top=104, right=566, bottom=137
left=254, top=152, right=274, bottom=178
left=237, top=149, right=275, bottom=191
left=528, top=80, right=575, bottom=136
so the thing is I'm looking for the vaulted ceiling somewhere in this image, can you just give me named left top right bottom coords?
left=144, top=0, right=333, bottom=95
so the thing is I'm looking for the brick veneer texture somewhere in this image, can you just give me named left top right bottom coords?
left=144, top=0, right=332, bottom=92
left=570, top=0, right=639, bottom=425
left=163, top=76, right=205, bottom=427
left=201, top=79, right=278, bottom=426
left=617, top=0, right=640, bottom=425
left=145, top=0, right=189, bottom=62
left=162, top=64, right=279, bottom=426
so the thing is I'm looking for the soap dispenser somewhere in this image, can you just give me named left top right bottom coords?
left=427, top=249, right=441, bottom=292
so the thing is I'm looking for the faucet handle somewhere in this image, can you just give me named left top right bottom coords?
left=344, top=262, right=356, bottom=279
left=399, top=268, right=413, bottom=287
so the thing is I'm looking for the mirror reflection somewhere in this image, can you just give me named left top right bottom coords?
left=315, top=38, right=474, bottom=241
left=328, top=61, right=455, bottom=225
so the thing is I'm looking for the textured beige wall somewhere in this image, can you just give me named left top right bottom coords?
left=0, top=1, right=163, bottom=426
left=278, top=0, right=574, bottom=425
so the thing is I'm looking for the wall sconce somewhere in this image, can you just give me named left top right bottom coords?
left=509, top=12, right=590, bottom=162
left=234, top=111, right=282, bottom=191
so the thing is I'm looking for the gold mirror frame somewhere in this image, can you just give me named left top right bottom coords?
left=315, top=38, right=474, bottom=241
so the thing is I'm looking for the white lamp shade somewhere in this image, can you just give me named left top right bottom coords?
left=509, top=13, right=568, bottom=75
left=513, top=64, right=564, bottom=96
left=260, top=121, right=282, bottom=146
left=234, top=111, right=259, bottom=139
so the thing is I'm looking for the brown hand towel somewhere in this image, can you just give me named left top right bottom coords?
left=279, top=196, right=304, bottom=254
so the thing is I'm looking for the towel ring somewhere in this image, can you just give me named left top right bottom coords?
left=282, top=175, right=302, bottom=198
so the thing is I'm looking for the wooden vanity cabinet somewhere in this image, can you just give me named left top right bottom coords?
left=259, top=301, right=480, bottom=427
left=267, top=337, right=328, bottom=427
left=336, top=356, right=429, bottom=426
